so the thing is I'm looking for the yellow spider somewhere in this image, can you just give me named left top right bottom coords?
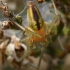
left=0, top=0, right=60, bottom=69
left=20, top=0, right=60, bottom=69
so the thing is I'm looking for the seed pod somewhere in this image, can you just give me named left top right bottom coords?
left=1, top=21, right=11, bottom=29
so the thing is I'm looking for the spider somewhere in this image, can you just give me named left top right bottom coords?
left=19, top=0, right=60, bottom=69
left=0, top=0, right=60, bottom=69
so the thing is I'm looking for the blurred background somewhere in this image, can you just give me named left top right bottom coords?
left=0, top=0, right=70, bottom=70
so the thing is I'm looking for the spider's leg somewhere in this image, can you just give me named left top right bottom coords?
left=57, top=35, right=65, bottom=50
left=13, top=35, right=34, bottom=62
left=45, top=0, right=60, bottom=36
left=35, top=41, right=48, bottom=69
left=16, top=6, right=28, bottom=16
left=26, top=27, right=42, bottom=38
left=51, top=0, right=65, bottom=51
left=23, top=42, right=47, bottom=69
left=51, top=0, right=58, bottom=15
left=51, top=0, right=60, bottom=28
